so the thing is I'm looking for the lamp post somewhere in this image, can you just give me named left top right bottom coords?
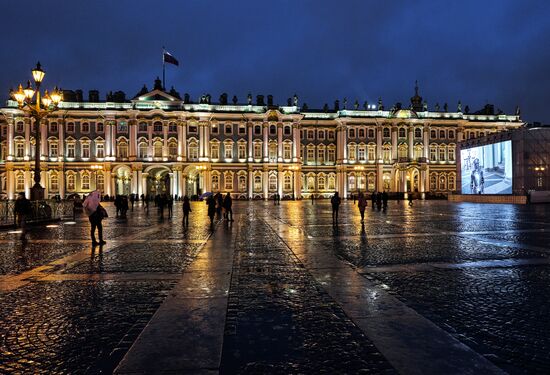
left=10, top=62, right=62, bottom=200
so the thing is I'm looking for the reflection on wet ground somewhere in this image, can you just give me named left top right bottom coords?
left=0, top=200, right=548, bottom=373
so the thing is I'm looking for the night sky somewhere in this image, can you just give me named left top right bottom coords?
left=1, top=0, right=549, bottom=122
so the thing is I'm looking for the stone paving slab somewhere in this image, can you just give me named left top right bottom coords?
left=115, top=224, right=233, bottom=374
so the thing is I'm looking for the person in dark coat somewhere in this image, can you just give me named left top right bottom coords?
left=376, top=192, right=382, bottom=211
left=215, top=193, right=223, bottom=219
left=167, top=195, right=174, bottom=218
left=223, top=192, right=233, bottom=221
left=371, top=191, right=376, bottom=209
left=331, top=192, right=341, bottom=223
left=206, top=195, right=216, bottom=225
left=14, top=192, right=32, bottom=240
left=114, top=195, right=122, bottom=217
left=182, top=195, right=192, bottom=226
left=382, top=191, right=389, bottom=210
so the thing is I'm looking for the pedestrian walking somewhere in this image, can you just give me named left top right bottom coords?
left=223, top=192, right=234, bottom=221
left=14, top=192, right=32, bottom=240
left=331, top=192, right=341, bottom=223
left=120, top=196, right=129, bottom=219
left=376, top=192, right=382, bottom=211
left=408, top=193, right=414, bottom=206
left=273, top=193, right=277, bottom=205
left=167, top=195, right=174, bottom=218
left=114, top=195, right=122, bottom=217
left=357, top=192, right=367, bottom=223
left=311, top=194, right=315, bottom=205
left=215, top=192, right=223, bottom=220
left=83, top=190, right=107, bottom=246
left=382, top=191, right=389, bottom=210
left=130, top=194, right=135, bottom=211
left=182, top=195, right=192, bottom=226
left=206, top=195, right=216, bottom=225
left=371, top=191, right=376, bottom=209
left=277, top=193, right=281, bottom=205
left=158, top=194, right=166, bottom=218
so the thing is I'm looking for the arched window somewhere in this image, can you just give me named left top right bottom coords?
left=269, top=125, right=276, bottom=135
left=307, top=176, right=315, bottom=190
left=224, top=142, right=233, bottom=159
left=212, top=174, right=220, bottom=191
left=16, top=174, right=25, bottom=192
left=414, top=145, right=423, bottom=160
left=284, top=174, right=292, bottom=191
left=50, top=173, right=58, bottom=191
left=398, top=128, right=406, bottom=138
left=254, top=125, right=261, bottom=135
left=154, top=141, right=163, bottom=158
left=348, top=175, right=355, bottom=191
left=439, top=145, right=446, bottom=161
left=238, top=175, right=247, bottom=192
left=254, top=176, right=262, bottom=192
left=117, top=140, right=128, bottom=159
left=16, top=143, right=24, bottom=158
left=168, top=141, right=178, bottom=158
left=97, top=173, right=105, bottom=191
left=67, top=174, right=75, bottom=191
left=448, top=174, right=456, bottom=191
left=269, top=143, right=277, bottom=162
left=383, top=144, right=391, bottom=163
left=153, top=122, right=163, bottom=132
left=368, top=174, right=375, bottom=192
left=448, top=145, right=456, bottom=162
left=430, top=145, right=438, bottom=162
left=318, top=175, right=326, bottom=190
left=138, top=142, right=148, bottom=159
left=283, top=143, right=292, bottom=160
left=224, top=174, right=233, bottom=190
left=82, top=174, right=91, bottom=190
left=414, top=128, right=422, bottom=138
left=328, top=175, right=336, bottom=190
left=348, top=144, right=356, bottom=161
left=439, top=174, right=447, bottom=190
left=211, top=143, right=220, bottom=159
left=269, top=174, right=277, bottom=191
left=253, top=142, right=262, bottom=159
left=430, top=174, right=437, bottom=191
left=430, top=130, right=437, bottom=139
left=383, top=127, right=390, bottom=138
left=188, top=141, right=198, bottom=160
left=398, top=144, right=408, bottom=159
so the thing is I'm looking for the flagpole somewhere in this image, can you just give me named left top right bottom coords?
left=162, top=46, right=166, bottom=90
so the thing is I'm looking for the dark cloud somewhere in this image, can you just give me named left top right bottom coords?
left=1, top=0, right=549, bottom=122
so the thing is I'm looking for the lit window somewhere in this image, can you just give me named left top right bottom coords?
left=224, top=174, right=233, bottom=190
left=153, top=122, right=163, bottom=132
left=154, top=141, right=163, bottom=158
left=82, top=174, right=90, bottom=190
left=81, top=143, right=90, bottom=158
left=96, top=143, right=105, bottom=159
left=212, top=175, right=220, bottom=191
left=67, top=143, right=75, bottom=158
left=238, top=144, right=246, bottom=159
left=211, top=143, right=219, bottom=159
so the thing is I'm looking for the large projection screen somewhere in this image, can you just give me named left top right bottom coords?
left=460, top=140, right=513, bottom=194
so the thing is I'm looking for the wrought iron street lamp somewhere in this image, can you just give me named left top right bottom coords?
left=10, top=62, right=62, bottom=200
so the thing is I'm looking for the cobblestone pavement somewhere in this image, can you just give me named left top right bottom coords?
left=0, top=201, right=214, bottom=374
left=263, top=200, right=550, bottom=374
left=220, top=209, right=395, bottom=374
left=0, top=199, right=549, bottom=374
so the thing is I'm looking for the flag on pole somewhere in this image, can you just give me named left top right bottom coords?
left=163, top=50, right=179, bottom=66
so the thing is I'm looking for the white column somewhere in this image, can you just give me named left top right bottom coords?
left=391, top=127, right=398, bottom=161
left=377, top=164, right=384, bottom=192
left=59, top=171, right=65, bottom=199
left=104, top=170, right=112, bottom=196
left=277, top=169, right=283, bottom=196
left=24, top=169, right=32, bottom=199
left=24, top=121, right=30, bottom=159
left=408, top=127, right=414, bottom=160
left=141, top=172, right=148, bottom=197
left=7, top=169, right=15, bottom=199
left=248, top=169, right=254, bottom=198
left=248, top=123, right=253, bottom=161
left=58, top=118, right=64, bottom=160
left=137, top=170, right=143, bottom=196
left=292, top=124, right=300, bottom=161
left=277, top=124, right=283, bottom=162
left=132, top=169, right=138, bottom=194
left=263, top=123, right=268, bottom=162
left=376, top=127, right=383, bottom=160
left=148, top=124, right=153, bottom=159
left=41, top=170, right=48, bottom=197
left=162, top=123, right=169, bottom=159
left=424, top=127, right=430, bottom=159
left=105, top=121, right=112, bottom=158
left=179, top=172, right=186, bottom=197
left=7, top=117, right=14, bottom=159
left=262, top=169, right=268, bottom=199
left=129, top=121, right=137, bottom=159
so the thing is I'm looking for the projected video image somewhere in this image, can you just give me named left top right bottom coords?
left=460, top=140, right=513, bottom=194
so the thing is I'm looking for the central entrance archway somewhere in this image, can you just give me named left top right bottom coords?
left=144, top=165, right=171, bottom=196
left=183, top=165, right=202, bottom=197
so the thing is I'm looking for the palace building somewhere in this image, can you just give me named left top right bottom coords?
left=0, top=79, right=523, bottom=200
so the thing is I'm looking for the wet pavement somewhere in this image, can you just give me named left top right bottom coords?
left=0, top=200, right=549, bottom=374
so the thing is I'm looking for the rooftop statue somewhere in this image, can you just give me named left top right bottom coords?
left=247, top=93, right=252, bottom=105
left=293, top=94, right=298, bottom=107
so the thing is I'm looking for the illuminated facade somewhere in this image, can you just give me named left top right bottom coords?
left=0, top=79, right=523, bottom=199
